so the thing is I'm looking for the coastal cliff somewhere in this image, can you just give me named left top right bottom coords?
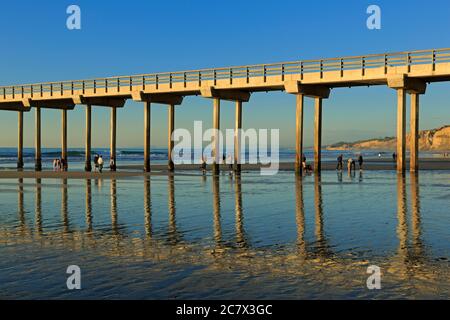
left=327, top=125, right=450, bottom=151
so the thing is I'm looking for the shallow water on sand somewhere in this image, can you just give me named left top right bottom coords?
left=0, top=171, right=449, bottom=299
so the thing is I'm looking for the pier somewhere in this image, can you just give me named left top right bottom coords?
left=1, top=48, right=450, bottom=173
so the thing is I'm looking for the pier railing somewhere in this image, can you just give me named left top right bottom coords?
left=2, top=48, right=450, bottom=99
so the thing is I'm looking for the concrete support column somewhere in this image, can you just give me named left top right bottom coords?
left=234, top=101, right=242, bottom=172
left=17, top=111, right=24, bottom=169
left=314, top=97, right=322, bottom=174
left=212, top=98, right=220, bottom=174
left=396, top=89, right=406, bottom=173
left=295, top=94, right=304, bottom=175
left=410, top=93, right=419, bottom=172
left=168, top=104, right=175, bottom=171
left=110, top=107, right=117, bottom=171
left=84, top=105, right=92, bottom=172
left=62, top=109, right=68, bottom=168
left=144, top=101, right=151, bottom=172
left=35, top=107, right=42, bottom=171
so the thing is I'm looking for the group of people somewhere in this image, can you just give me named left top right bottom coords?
left=93, top=154, right=116, bottom=173
left=52, top=158, right=68, bottom=171
left=337, top=154, right=364, bottom=172
left=199, top=154, right=235, bottom=175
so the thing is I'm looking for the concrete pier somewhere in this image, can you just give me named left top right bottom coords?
left=35, top=107, right=42, bottom=171
left=295, top=94, right=304, bottom=175
left=168, top=104, right=175, bottom=172
left=85, top=105, right=92, bottom=172
left=396, top=89, right=406, bottom=173
left=234, top=101, right=242, bottom=172
left=212, top=98, right=220, bottom=174
left=0, top=48, right=447, bottom=173
left=314, top=98, right=322, bottom=174
left=17, top=111, right=24, bottom=169
left=62, top=109, right=68, bottom=168
left=410, top=93, right=419, bottom=172
left=144, top=101, right=151, bottom=172
left=110, top=107, right=117, bottom=171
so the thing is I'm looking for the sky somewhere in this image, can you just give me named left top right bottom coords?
left=0, top=0, right=449, bottom=149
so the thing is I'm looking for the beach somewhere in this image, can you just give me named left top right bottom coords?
left=0, top=157, right=449, bottom=179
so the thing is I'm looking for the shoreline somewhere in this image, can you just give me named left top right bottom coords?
left=0, top=158, right=449, bottom=179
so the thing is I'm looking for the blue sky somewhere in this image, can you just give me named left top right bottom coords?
left=0, top=0, right=449, bottom=148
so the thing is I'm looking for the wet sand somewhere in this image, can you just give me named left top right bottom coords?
left=0, top=158, right=449, bottom=179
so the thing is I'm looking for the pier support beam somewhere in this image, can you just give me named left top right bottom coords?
left=295, top=94, right=304, bottom=175
left=396, top=89, right=406, bottom=173
left=410, top=93, right=419, bottom=172
left=234, top=101, right=242, bottom=173
left=144, top=101, right=151, bottom=172
left=284, top=81, right=330, bottom=175
left=132, top=92, right=184, bottom=173
left=35, top=107, right=42, bottom=171
left=200, top=87, right=251, bottom=174
left=212, top=98, right=220, bottom=174
left=17, top=111, right=24, bottom=169
left=168, top=104, right=175, bottom=172
left=84, top=105, right=92, bottom=172
left=62, top=109, right=68, bottom=169
left=314, top=98, right=323, bottom=174
left=388, top=75, right=426, bottom=173
left=110, top=107, right=117, bottom=171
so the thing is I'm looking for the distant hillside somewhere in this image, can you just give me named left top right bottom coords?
left=327, top=125, right=450, bottom=151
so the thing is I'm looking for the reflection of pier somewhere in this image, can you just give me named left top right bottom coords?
left=395, top=173, right=426, bottom=277
left=2, top=173, right=436, bottom=281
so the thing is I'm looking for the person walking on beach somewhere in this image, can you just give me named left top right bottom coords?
left=109, top=156, right=116, bottom=172
left=347, top=157, right=356, bottom=172
left=200, top=155, right=207, bottom=175
left=336, top=154, right=343, bottom=171
left=94, top=154, right=99, bottom=172
left=358, top=154, right=364, bottom=171
left=98, top=155, right=104, bottom=173
left=53, top=159, right=58, bottom=171
left=61, top=158, right=67, bottom=171
left=392, top=152, right=397, bottom=162
left=227, top=154, right=233, bottom=174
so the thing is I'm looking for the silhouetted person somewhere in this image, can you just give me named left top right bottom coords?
left=94, top=154, right=99, bottom=172
left=200, top=156, right=206, bottom=174
left=61, top=158, right=67, bottom=171
left=336, top=154, right=343, bottom=171
left=358, top=155, right=364, bottom=170
left=393, top=152, right=397, bottom=162
left=109, top=157, right=116, bottom=172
